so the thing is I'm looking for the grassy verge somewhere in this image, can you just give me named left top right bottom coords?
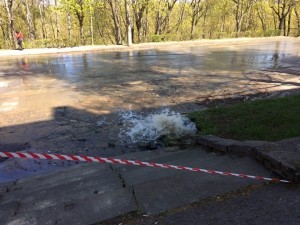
left=188, top=94, right=300, bottom=141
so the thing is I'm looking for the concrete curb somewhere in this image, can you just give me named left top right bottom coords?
left=195, top=135, right=300, bottom=182
left=0, top=37, right=294, bottom=57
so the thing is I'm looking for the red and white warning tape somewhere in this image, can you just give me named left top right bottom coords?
left=0, top=151, right=291, bottom=183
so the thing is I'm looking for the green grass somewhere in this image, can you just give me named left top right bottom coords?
left=188, top=94, right=300, bottom=141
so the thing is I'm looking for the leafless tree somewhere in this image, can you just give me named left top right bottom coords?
left=270, top=0, right=298, bottom=36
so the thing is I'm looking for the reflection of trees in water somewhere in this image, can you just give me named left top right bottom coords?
left=271, top=41, right=289, bottom=69
left=2, top=39, right=298, bottom=83
left=272, top=42, right=280, bottom=68
left=82, top=54, right=88, bottom=69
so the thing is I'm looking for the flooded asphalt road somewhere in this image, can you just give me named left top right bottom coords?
left=0, top=37, right=300, bottom=181
left=1, top=37, right=300, bottom=125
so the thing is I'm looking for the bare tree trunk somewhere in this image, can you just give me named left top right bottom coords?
left=270, top=0, right=297, bottom=36
left=67, top=12, right=72, bottom=46
left=174, top=1, right=186, bottom=33
left=132, top=0, right=149, bottom=43
left=39, top=0, right=46, bottom=39
left=295, top=8, right=300, bottom=36
left=0, top=9, right=9, bottom=48
left=108, top=0, right=122, bottom=45
left=257, top=8, right=267, bottom=31
left=95, top=15, right=108, bottom=45
left=155, top=0, right=177, bottom=35
left=190, top=0, right=203, bottom=39
left=89, top=5, right=94, bottom=45
left=220, top=15, right=225, bottom=34
left=232, top=0, right=254, bottom=37
left=279, top=17, right=285, bottom=35
left=48, top=2, right=56, bottom=42
left=125, top=0, right=132, bottom=46
left=287, top=11, right=292, bottom=36
left=143, top=7, right=149, bottom=42
left=272, top=10, right=277, bottom=30
left=23, top=0, right=35, bottom=41
left=71, top=0, right=86, bottom=45
left=155, top=10, right=162, bottom=35
left=78, top=17, right=84, bottom=44
left=0, top=11, right=10, bottom=48
left=202, top=10, right=207, bottom=38
left=219, top=0, right=228, bottom=37
left=190, top=16, right=196, bottom=39
left=4, top=0, right=15, bottom=48
left=0, top=10, right=5, bottom=38
left=244, top=4, right=253, bottom=30
left=55, top=0, right=60, bottom=41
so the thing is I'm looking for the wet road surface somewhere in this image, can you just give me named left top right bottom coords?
left=0, top=37, right=300, bottom=180
left=1, top=37, right=300, bottom=126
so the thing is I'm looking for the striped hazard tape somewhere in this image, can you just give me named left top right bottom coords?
left=0, top=151, right=291, bottom=183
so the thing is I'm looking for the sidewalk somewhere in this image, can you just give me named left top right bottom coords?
left=1, top=135, right=299, bottom=225
left=0, top=36, right=294, bottom=57
left=0, top=45, right=128, bottom=57
left=196, top=135, right=300, bottom=182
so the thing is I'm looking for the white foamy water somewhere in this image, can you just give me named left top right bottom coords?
left=118, top=109, right=197, bottom=143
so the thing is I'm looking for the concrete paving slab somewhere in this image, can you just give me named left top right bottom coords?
left=254, top=137, right=300, bottom=182
left=114, top=149, right=273, bottom=185
left=112, top=148, right=274, bottom=214
left=5, top=163, right=113, bottom=195
left=112, top=149, right=209, bottom=173
left=17, top=162, right=108, bottom=184
left=113, top=150, right=221, bottom=185
left=1, top=171, right=123, bottom=206
left=1, top=188, right=136, bottom=225
left=0, top=146, right=278, bottom=224
left=0, top=162, right=137, bottom=225
left=132, top=173, right=257, bottom=214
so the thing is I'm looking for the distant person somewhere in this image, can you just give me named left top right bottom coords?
left=15, top=31, right=24, bottom=50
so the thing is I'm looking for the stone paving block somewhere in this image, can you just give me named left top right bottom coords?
left=195, top=135, right=300, bottom=182
left=196, top=135, right=240, bottom=153
left=229, top=140, right=269, bottom=156
left=254, top=139, right=300, bottom=182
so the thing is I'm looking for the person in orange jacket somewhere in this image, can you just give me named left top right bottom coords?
left=15, top=31, right=24, bottom=50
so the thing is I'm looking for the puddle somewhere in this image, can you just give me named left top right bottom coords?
left=0, top=149, right=78, bottom=184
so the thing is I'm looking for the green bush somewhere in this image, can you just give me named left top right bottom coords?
left=149, top=34, right=164, bottom=42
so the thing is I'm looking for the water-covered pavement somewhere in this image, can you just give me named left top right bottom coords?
left=1, top=37, right=300, bottom=127
left=0, top=37, right=300, bottom=180
left=1, top=37, right=300, bottom=224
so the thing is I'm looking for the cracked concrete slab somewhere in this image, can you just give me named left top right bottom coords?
left=196, top=135, right=300, bottom=182
left=0, top=163, right=136, bottom=225
left=0, top=147, right=276, bottom=224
